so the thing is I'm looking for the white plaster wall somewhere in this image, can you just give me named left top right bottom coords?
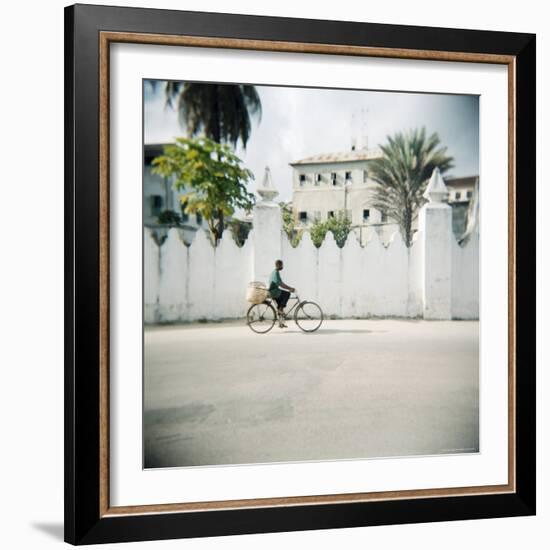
left=318, top=232, right=342, bottom=316
left=451, top=233, right=480, bottom=319
left=252, top=203, right=282, bottom=283
left=188, top=230, right=215, bottom=321
left=144, top=228, right=160, bottom=323
left=158, top=228, right=189, bottom=322
left=281, top=231, right=319, bottom=303
left=144, top=219, right=478, bottom=323
left=360, top=232, right=387, bottom=316
left=380, top=232, right=410, bottom=315
left=407, top=235, right=423, bottom=318
left=419, top=204, right=453, bottom=319
left=213, top=233, right=253, bottom=319
left=341, top=233, right=363, bottom=318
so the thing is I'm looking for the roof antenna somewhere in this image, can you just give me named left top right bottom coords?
left=360, top=108, right=369, bottom=150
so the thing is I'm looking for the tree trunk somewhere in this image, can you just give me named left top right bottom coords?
left=403, top=205, right=412, bottom=248
left=212, top=89, right=224, bottom=244
left=216, top=209, right=225, bottom=242
left=207, top=219, right=217, bottom=245
left=212, top=86, right=222, bottom=143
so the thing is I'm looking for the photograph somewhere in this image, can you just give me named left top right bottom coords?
left=142, top=80, right=480, bottom=469
left=59, top=2, right=537, bottom=545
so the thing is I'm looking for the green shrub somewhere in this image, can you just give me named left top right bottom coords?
left=310, top=212, right=352, bottom=247
left=157, top=209, right=181, bottom=226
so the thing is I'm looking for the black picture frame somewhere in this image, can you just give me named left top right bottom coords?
left=65, top=3, right=536, bottom=545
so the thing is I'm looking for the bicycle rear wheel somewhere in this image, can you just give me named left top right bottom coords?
left=247, top=302, right=277, bottom=334
left=294, top=301, right=323, bottom=332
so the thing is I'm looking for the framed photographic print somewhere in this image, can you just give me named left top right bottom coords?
left=64, top=3, right=536, bottom=545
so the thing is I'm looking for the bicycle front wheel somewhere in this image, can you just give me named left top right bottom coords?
left=247, top=302, right=277, bottom=334
left=294, top=301, right=323, bottom=332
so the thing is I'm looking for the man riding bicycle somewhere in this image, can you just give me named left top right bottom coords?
left=268, top=259, right=295, bottom=328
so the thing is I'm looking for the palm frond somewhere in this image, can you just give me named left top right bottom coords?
left=161, top=81, right=262, bottom=149
left=368, top=127, right=454, bottom=246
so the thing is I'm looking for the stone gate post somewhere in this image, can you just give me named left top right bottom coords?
left=419, top=168, right=453, bottom=320
left=252, top=167, right=282, bottom=284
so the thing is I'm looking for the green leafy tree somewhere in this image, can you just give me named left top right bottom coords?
left=280, top=202, right=303, bottom=247
left=227, top=218, right=252, bottom=247
left=310, top=212, right=352, bottom=248
left=151, top=137, right=255, bottom=244
left=149, top=80, right=261, bottom=239
left=157, top=209, right=181, bottom=226
left=162, top=82, right=262, bottom=149
left=369, top=127, right=454, bottom=247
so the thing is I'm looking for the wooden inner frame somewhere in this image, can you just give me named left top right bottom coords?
left=98, top=31, right=516, bottom=517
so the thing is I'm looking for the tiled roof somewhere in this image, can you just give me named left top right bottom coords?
left=290, top=147, right=383, bottom=166
left=445, top=176, right=478, bottom=188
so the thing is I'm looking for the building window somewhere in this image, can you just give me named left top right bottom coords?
left=381, top=212, right=388, bottom=223
left=466, top=190, right=473, bottom=199
left=315, top=174, right=322, bottom=185
left=455, top=191, right=461, bottom=200
left=150, top=194, right=163, bottom=217
left=196, top=213, right=203, bottom=225
left=299, top=174, right=306, bottom=185
left=331, top=172, right=337, bottom=185
left=328, top=210, right=335, bottom=218
left=363, top=170, right=368, bottom=183
left=363, top=209, right=370, bottom=222
left=299, top=211, right=308, bottom=223
left=345, top=171, right=352, bottom=181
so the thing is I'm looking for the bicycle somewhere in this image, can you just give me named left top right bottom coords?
left=246, top=293, right=323, bottom=334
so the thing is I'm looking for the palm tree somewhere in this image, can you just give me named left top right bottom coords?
left=163, top=81, right=261, bottom=149
left=369, top=127, right=454, bottom=247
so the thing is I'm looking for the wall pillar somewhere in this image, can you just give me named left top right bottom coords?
left=252, top=167, right=282, bottom=284
left=419, top=168, right=453, bottom=320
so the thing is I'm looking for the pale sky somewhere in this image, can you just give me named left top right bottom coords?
left=144, top=81, right=479, bottom=202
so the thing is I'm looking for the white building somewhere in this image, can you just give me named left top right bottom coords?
left=446, top=175, right=477, bottom=204
left=144, top=143, right=204, bottom=242
left=445, top=175, right=479, bottom=237
left=290, top=145, right=478, bottom=244
left=289, top=146, right=398, bottom=244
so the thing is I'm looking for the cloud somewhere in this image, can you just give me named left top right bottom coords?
left=144, top=80, right=479, bottom=202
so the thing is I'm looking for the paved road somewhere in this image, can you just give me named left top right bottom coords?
left=144, top=319, right=479, bottom=468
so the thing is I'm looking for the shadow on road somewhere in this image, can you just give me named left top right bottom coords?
left=272, top=328, right=388, bottom=335
left=316, top=329, right=387, bottom=335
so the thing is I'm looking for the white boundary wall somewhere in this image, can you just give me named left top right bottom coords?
left=144, top=199, right=478, bottom=323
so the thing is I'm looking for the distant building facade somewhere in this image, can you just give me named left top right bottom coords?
left=445, top=176, right=479, bottom=237
left=290, top=146, right=396, bottom=244
left=144, top=143, right=204, bottom=242
left=290, top=146, right=478, bottom=243
left=144, top=143, right=253, bottom=245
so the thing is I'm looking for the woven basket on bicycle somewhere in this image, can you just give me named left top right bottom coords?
left=246, top=281, right=269, bottom=304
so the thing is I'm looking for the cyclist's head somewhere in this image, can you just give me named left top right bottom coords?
left=275, top=259, right=283, bottom=270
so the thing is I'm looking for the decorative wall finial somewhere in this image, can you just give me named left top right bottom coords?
left=423, top=167, right=448, bottom=203
left=257, top=166, right=279, bottom=203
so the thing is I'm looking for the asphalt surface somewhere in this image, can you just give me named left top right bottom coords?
left=143, top=319, right=479, bottom=468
